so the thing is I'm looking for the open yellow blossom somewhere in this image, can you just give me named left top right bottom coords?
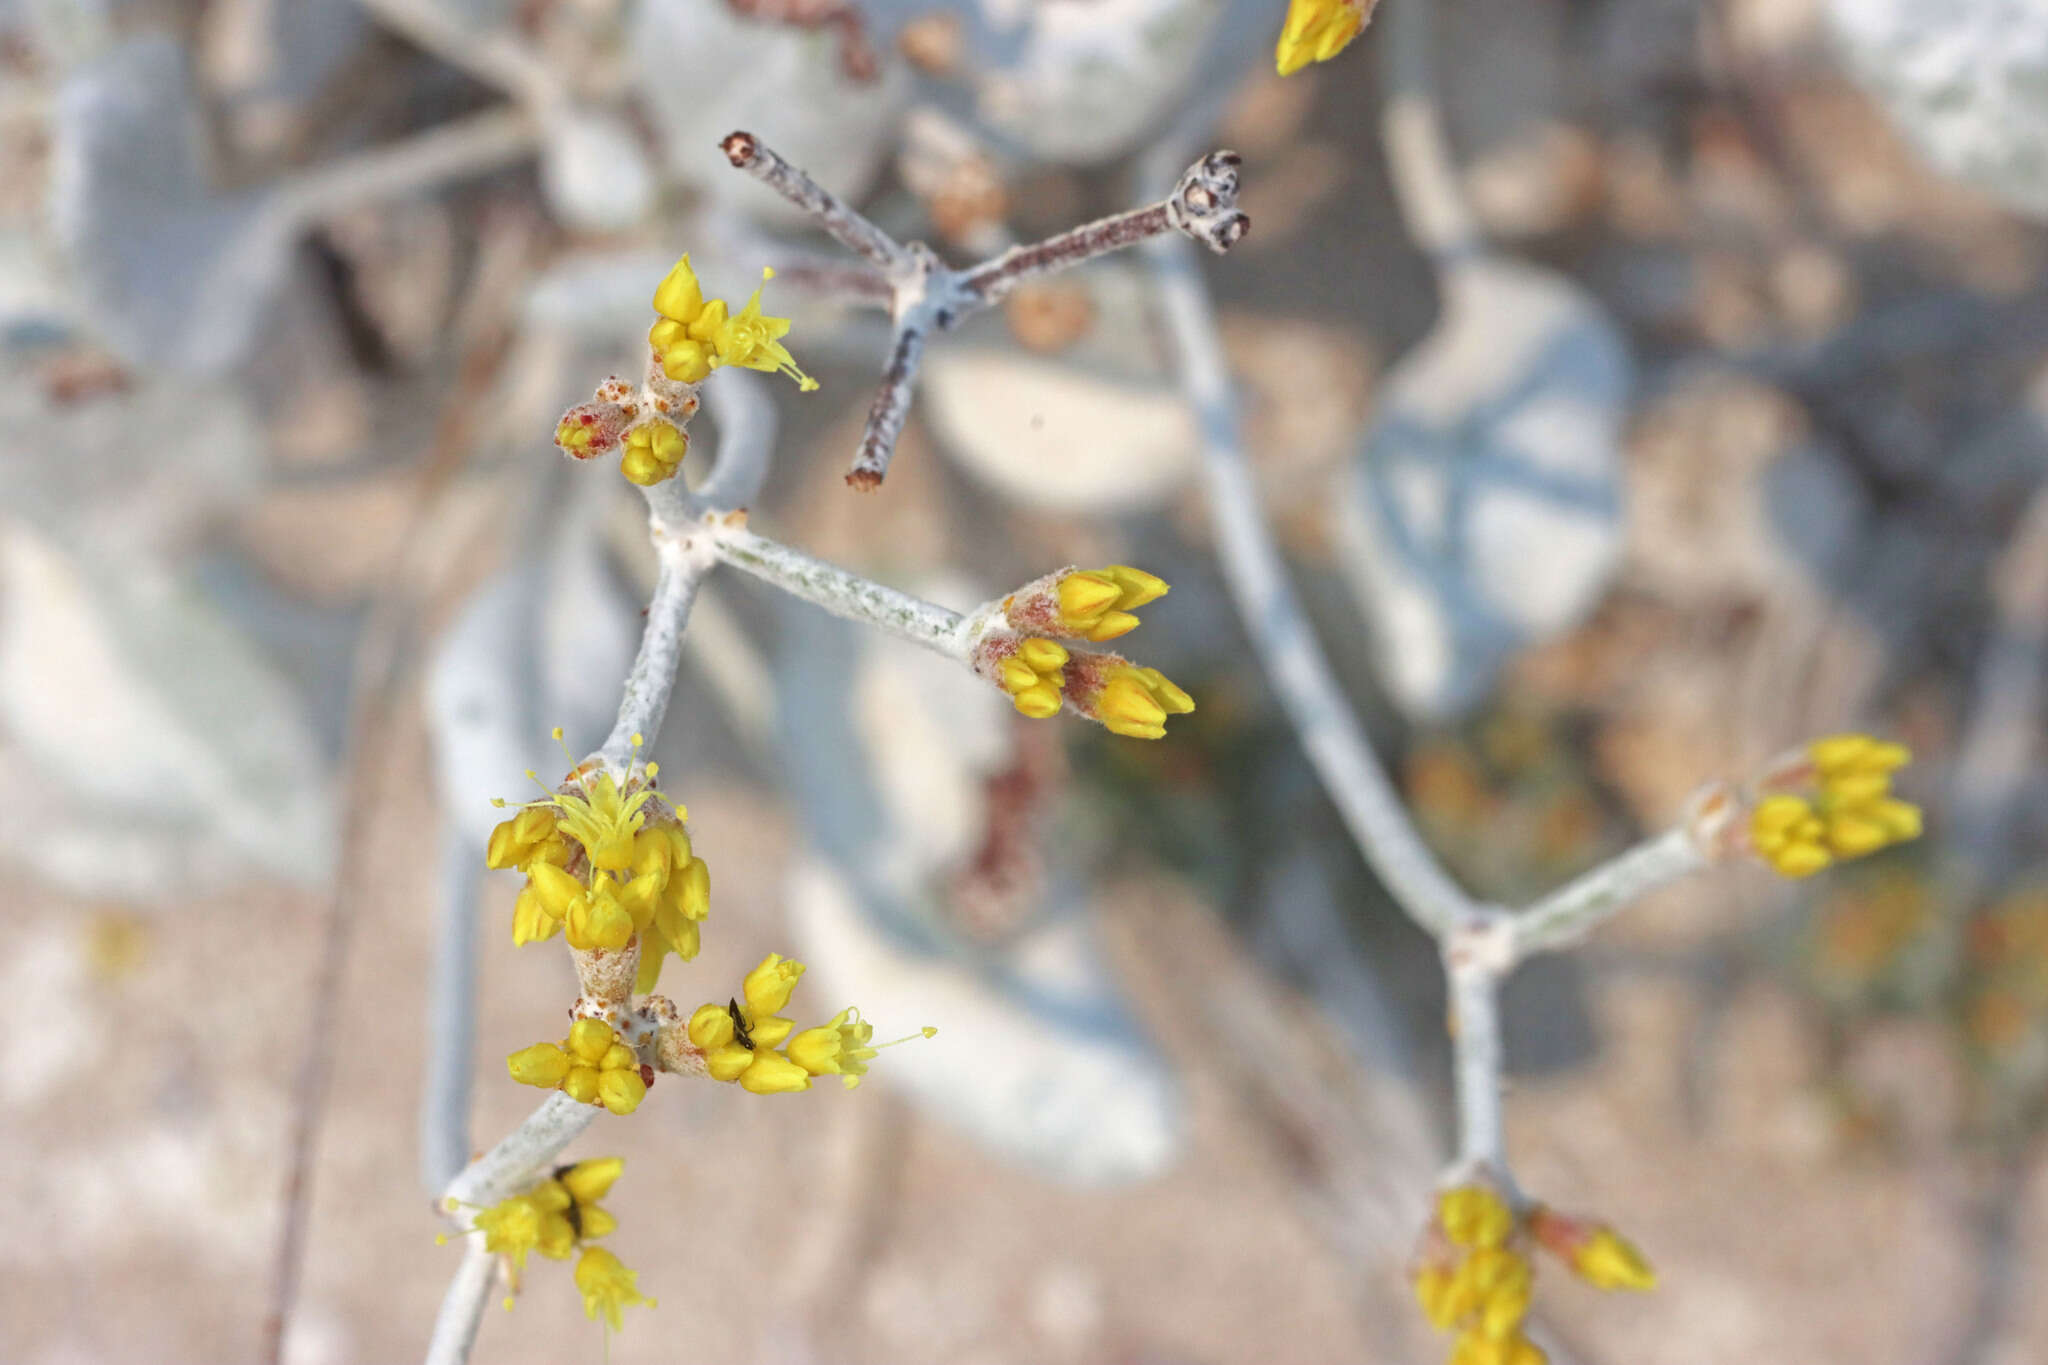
left=1056, top=565, right=1169, bottom=642
left=708, top=270, right=819, bottom=391
left=788, top=1007, right=938, bottom=1090
left=1750, top=733, right=1922, bottom=878
left=1276, top=0, right=1370, bottom=76
left=574, top=1246, right=652, bottom=1331
left=648, top=255, right=816, bottom=391
left=488, top=732, right=705, bottom=956
left=620, top=420, right=688, bottom=488
left=508, top=1018, right=648, bottom=1116
left=468, top=1156, right=625, bottom=1279
left=995, top=637, right=1070, bottom=719
left=486, top=807, right=570, bottom=873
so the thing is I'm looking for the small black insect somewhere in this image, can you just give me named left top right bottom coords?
left=550, top=1163, right=583, bottom=1236
left=727, top=997, right=753, bottom=1050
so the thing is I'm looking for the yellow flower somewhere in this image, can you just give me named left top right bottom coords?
left=646, top=256, right=816, bottom=392
left=472, top=1191, right=550, bottom=1274
left=708, top=269, right=818, bottom=392
left=1449, top=1331, right=1545, bottom=1365
left=1054, top=565, right=1169, bottom=642
left=620, top=420, right=688, bottom=487
left=1090, top=662, right=1195, bottom=740
left=1276, top=0, right=1368, bottom=77
left=743, top=952, right=805, bottom=1016
left=486, top=807, right=569, bottom=873
left=511, top=886, right=563, bottom=946
left=468, top=1155, right=625, bottom=1280
left=995, top=636, right=1070, bottom=719
left=1750, top=734, right=1922, bottom=878
left=635, top=847, right=709, bottom=995
left=574, top=1246, right=652, bottom=1331
left=508, top=1018, right=648, bottom=1116
left=652, top=254, right=705, bottom=325
left=1440, top=1185, right=1514, bottom=1250
left=1571, top=1226, right=1656, bottom=1291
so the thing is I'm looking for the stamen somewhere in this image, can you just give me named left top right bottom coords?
left=876, top=1026, right=938, bottom=1049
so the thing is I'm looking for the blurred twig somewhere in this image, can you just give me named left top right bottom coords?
left=261, top=249, right=529, bottom=1365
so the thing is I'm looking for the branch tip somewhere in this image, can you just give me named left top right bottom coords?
left=721, top=130, right=759, bottom=168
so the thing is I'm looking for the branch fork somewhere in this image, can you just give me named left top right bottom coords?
left=722, top=129, right=1249, bottom=490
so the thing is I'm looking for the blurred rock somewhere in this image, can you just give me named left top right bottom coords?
left=1335, top=257, right=1630, bottom=720
left=1830, top=0, right=2048, bottom=221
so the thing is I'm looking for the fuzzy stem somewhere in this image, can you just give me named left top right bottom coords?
left=275, top=106, right=539, bottom=226
left=601, top=531, right=718, bottom=769
left=959, top=202, right=1174, bottom=305
left=719, top=133, right=1245, bottom=489
left=423, top=1243, right=497, bottom=1365
left=1510, top=826, right=1705, bottom=961
left=692, top=369, right=779, bottom=513
left=1379, top=0, right=1479, bottom=259
left=1446, top=953, right=1506, bottom=1167
left=709, top=524, right=972, bottom=659
left=1147, top=233, right=1470, bottom=940
left=443, top=1093, right=600, bottom=1211
left=847, top=324, right=928, bottom=491
left=419, top=831, right=482, bottom=1193
left=721, top=129, right=914, bottom=276
left=358, top=0, right=561, bottom=109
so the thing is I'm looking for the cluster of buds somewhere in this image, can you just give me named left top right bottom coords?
left=485, top=731, right=928, bottom=1119
left=678, top=952, right=934, bottom=1095
left=553, top=254, right=816, bottom=486
left=1275, top=0, right=1376, bottom=76
left=973, top=566, right=1195, bottom=740
left=1411, top=1184, right=1653, bottom=1365
left=1749, top=733, right=1923, bottom=878
left=452, top=1156, right=651, bottom=1329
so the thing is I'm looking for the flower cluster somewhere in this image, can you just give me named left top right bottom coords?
left=486, top=729, right=929, bottom=1118
left=1750, top=733, right=1923, bottom=878
left=552, top=254, right=815, bottom=486
left=457, top=1156, right=652, bottom=1330
left=976, top=566, right=1195, bottom=740
left=487, top=734, right=709, bottom=992
left=1276, top=0, right=1374, bottom=77
left=1411, top=1185, right=1653, bottom=1365
left=507, top=1018, right=650, bottom=1116
left=685, top=953, right=934, bottom=1095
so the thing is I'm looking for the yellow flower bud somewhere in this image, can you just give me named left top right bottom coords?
left=660, top=339, right=712, bottom=385
left=738, top=1049, right=813, bottom=1094
left=563, top=1065, right=601, bottom=1104
left=1275, top=0, right=1365, bottom=76
left=1439, top=1186, right=1514, bottom=1249
left=559, top=1156, right=624, bottom=1205
left=742, top=953, right=805, bottom=1018
left=687, top=1003, right=734, bottom=1050
left=652, top=254, right=705, bottom=323
left=568, top=1018, right=617, bottom=1065
left=706, top=1043, right=753, bottom=1082
left=1572, top=1226, right=1656, bottom=1291
left=507, top=1042, right=572, bottom=1089
left=598, top=1067, right=648, bottom=1116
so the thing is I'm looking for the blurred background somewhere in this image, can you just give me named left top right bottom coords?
left=6, top=0, right=2048, bottom=1361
